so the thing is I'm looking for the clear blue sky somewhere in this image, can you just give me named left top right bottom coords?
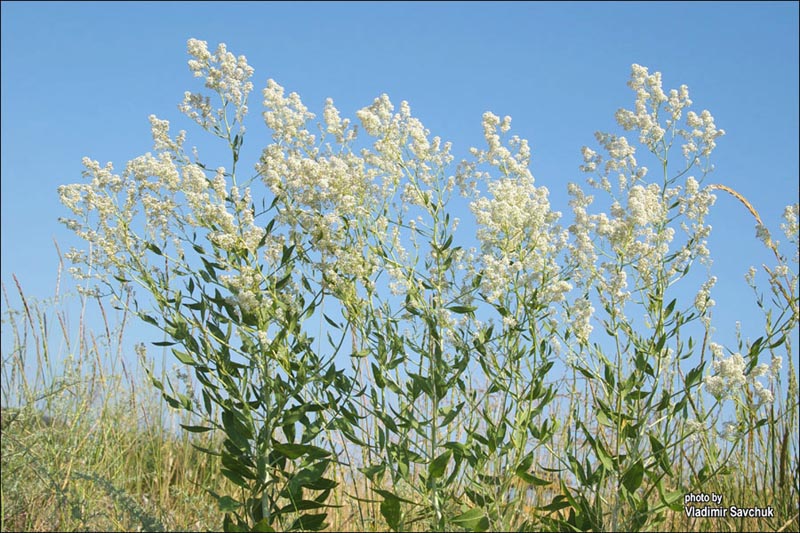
left=2, top=2, right=798, bottom=375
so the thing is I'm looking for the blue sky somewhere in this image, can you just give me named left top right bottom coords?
left=2, top=1, right=798, bottom=379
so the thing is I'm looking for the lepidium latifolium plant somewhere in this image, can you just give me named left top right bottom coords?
left=58, top=38, right=798, bottom=532
left=59, top=40, right=359, bottom=532
left=551, top=64, right=799, bottom=531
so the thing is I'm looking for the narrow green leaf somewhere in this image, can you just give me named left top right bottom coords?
left=595, top=441, right=613, bottom=472
left=664, top=298, right=676, bottom=317
left=273, top=443, right=331, bottom=460
left=139, top=313, right=158, bottom=326
left=288, top=513, right=328, bottom=532
left=516, top=469, right=553, bottom=487
left=151, top=340, right=175, bottom=347
left=221, top=467, right=250, bottom=489
left=323, top=313, right=341, bottom=329
left=659, top=488, right=684, bottom=512
left=145, top=242, right=163, bottom=256
left=447, top=305, right=476, bottom=314
left=180, top=424, right=214, bottom=433
left=281, top=244, right=296, bottom=265
left=171, top=349, right=196, bottom=366
left=452, top=508, right=489, bottom=531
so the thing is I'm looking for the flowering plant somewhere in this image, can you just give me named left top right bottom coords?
left=59, top=40, right=798, bottom=532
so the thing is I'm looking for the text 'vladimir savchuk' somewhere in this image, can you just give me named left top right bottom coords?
left=683, top=492, right=775, bottom=518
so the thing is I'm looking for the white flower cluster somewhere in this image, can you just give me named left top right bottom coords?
left=182, top=38, right=255, bottom=130
left=220, top=265, right=269, bottom=315
left=260, top=87, right=465, bottom=312
left=149, top=114, right=187, bottom=154
left=567, top=65, right=723, bottom=343
left=782, top=203, right=799, bottom=242
left=262, top=79, right=316, bottom=147
left=677, top=177, right=715, bottom=266
left=704, top=351, right=746, bottom=400
left=614, top=64, right=724, bottom=166
left=258, top=90, right=385, bottom=298
left=615, top=64, right=671, bottom=153
left=211, top=184, right=266, bottom=256
left=59, top=158, right=133, bottom=276
left=781, top=203, right=799, bottom=264
left=704, top=347, right=776, bottom=407
left=322, top=97, right=355, bottom=145
left=568, top=176, right=678, bottom=313
left=469, top=112, right=570, bottom=310
left=683, top=109, right=725, bottom=161
left=358, top=95, right=455, bottom=195
left=470, top=112, right=532, bottom=181
left=569, top=297, right=595, bottom=345
left=694, top=276, right=717, bottom=314
left=59, top=41, right=277, bottom=299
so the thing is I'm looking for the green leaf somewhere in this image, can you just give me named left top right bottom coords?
left=217, top=495, right=241, bottom=513
left=288, top=513, right=328, bottom=532
left=371, top=363, right=386, bottom=388
left=145, top=242, right=163, bottom=256
left=685, top=363, right=705, bottom=388
left=273, top=443, right=330, bottom=460
left=595, top=408, right=612, bottom=428
left=221, top=467, right=250, bottom=489
left=281, top=244, right=296, bottom=266
left=655, top=334, right=667, bottom=354
left=538, top=494, right=572, bottom=513
left=439, top=402, right=464, bottom=426
left=360, top=463, right=387, bottom=483
left=447, top=305, right=476, bottom=314
left=664, top=298, right=676, bottom=317
left=323, top=313, right=341, bottom=329
left=191, top=442, right=221, bottom=456
left=595, top=441, right=614, bottom=472
left=516, top=469, right=553, bottom=487
left=222, top=452, right=256, bottom=481
left=171, top=349, right=195, bottom=365
left=221, top=410, right=252, bottom=451
left=659, top=485, right=684, bottom=512
left=151, top=341, right=175, bottom=347
left=291, top=461, right=336, bottom=490
left=380, top=496, right=401, bottom=531
left=279, top=500, right=329, bottom=513
left=768, top=335, right=786, bottom=349
left=207, top=321, right=228, bottom=342
left=139, top=313, right=159, bottom=326
left=429, top=450, right=452, bottom=479
left=251, top=518, right=275, bottom=532
left=180, top=424, right=214, bottom=433
left=622, top=460, right=644, bottom=493
left=452, top=508, right=489, bottom=532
